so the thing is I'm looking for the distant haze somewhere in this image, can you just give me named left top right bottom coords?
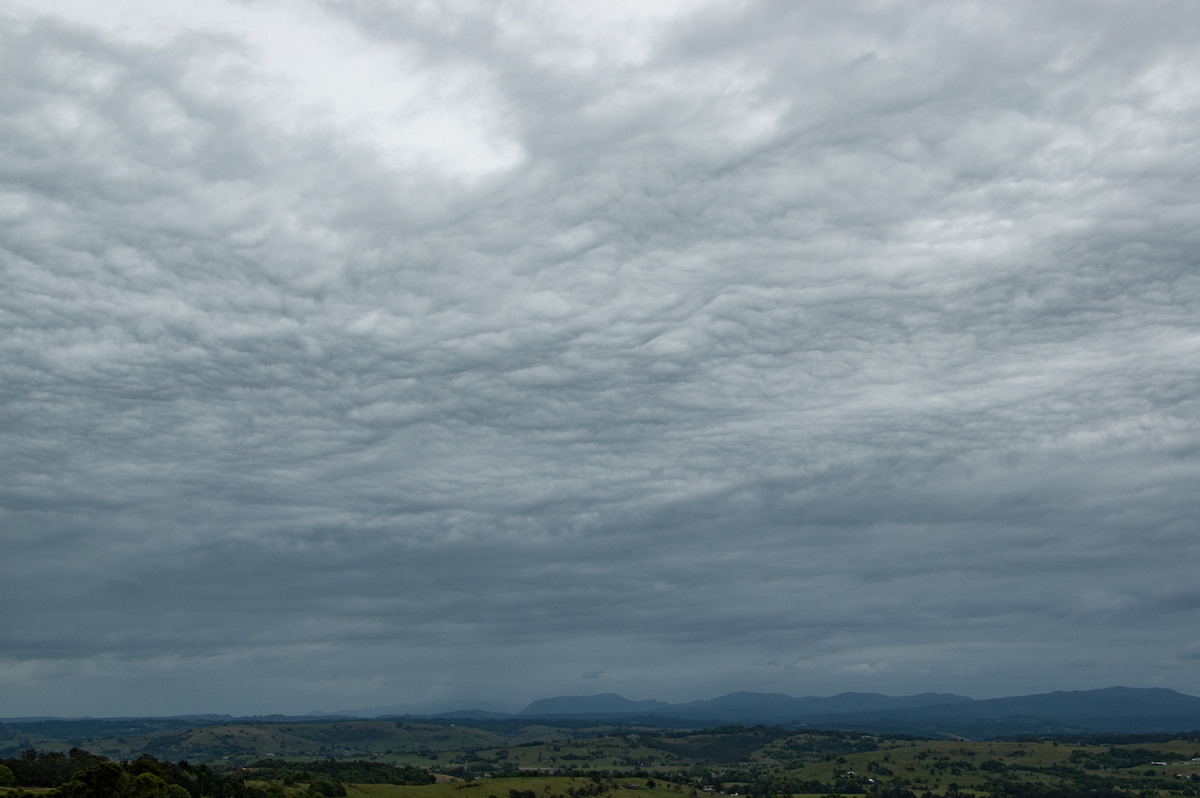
left=2, top=0, right=1199, bottom=718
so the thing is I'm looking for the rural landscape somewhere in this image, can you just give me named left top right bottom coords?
left=6, top=2, right=1200, bottom=798
left=5, top=688, right=1200, bottom=798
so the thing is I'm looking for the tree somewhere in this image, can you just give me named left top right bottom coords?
left=125, top=772, right=170, bottom=798
left=77, top=762, right=125, bottom=797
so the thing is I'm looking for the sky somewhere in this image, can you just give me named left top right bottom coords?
left=2, top=0, right=1199, bottom=719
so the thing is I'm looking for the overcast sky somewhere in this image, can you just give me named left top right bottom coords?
left=3, top=0, right=1199, bottom=719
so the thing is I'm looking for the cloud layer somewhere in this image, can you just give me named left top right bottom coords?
left=2, top=0, right=1199, bottom=716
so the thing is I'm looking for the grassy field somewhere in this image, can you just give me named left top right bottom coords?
left=232, top=737, right=1200, bottom=798
left=773, top=737, right=1200, bottom=795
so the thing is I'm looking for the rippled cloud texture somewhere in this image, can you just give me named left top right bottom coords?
left=3, top=0, right=1199, bottom=717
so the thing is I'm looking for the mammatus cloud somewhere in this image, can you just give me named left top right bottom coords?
left=1, top=0, right=1198, bottom=716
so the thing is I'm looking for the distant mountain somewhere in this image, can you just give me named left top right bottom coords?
left=515, top=687, right=1200, bottom=734
left=666, top=691, right=973, bottom=722
left=335, top=699, right=507, bottom=718
left=873, top=686, right=1200, bottom=733
left=516, top=690, right=972, bottom=722
left=910, top=686, right=1200, bottom=720
left=519, top=693, right=673, bottom=716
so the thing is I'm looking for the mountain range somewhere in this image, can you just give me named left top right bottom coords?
left=10, top=687, right=1200, bottom=739
left=390, top=686, right=1200, bottom=736
left=518, top=690, right=976, bottom=722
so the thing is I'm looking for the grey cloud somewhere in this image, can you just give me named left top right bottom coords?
left=2, top=0, right=1199, bottom=715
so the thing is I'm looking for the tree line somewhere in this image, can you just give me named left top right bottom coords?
left=0, top=747, right=429, bottom=798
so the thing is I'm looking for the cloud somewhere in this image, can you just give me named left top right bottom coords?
left=1, top=0, right=1199, bottom=715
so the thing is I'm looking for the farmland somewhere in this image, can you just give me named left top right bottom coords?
left=4, top=718, right=1200, bottom=797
